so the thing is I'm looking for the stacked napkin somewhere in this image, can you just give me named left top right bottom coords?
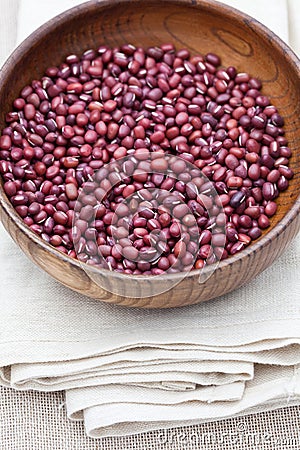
left=0, top=0, right=299, bottom=439
left=1, top=218, right=300, bottom=438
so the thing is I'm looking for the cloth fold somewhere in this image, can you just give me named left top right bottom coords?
left=0, top=0, right=299, bottom=439
left=1, top=217, right=300, bottom=437
left=81, top=365, right=300, bottom=438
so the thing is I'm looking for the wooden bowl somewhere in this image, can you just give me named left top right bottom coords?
left=0, top=0, right=300, bottom=308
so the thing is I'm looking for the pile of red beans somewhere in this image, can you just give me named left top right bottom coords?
left=0, top=43, right=293, bottom=275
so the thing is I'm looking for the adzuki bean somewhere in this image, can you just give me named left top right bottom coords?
left=0, top=44, right=293, bottom=274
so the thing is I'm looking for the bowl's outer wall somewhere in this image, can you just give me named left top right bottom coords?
left=0, top=0, right=299, bottom=307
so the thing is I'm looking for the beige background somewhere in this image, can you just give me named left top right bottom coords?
left=1, top=387, right=299, bottom=449
left=0, top=0, right=300, bottom=448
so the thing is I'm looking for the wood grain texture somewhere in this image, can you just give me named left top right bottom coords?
left=0, top=0, right=300, bottom=308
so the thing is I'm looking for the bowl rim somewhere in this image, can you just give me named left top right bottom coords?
left=0, top=0, right=300, bottom=284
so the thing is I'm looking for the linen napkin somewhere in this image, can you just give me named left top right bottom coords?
left=1, top=215, right=300, bottom=438
left=0, top=0, right=299, bottom=439
left=0, top=0, right=19, bottom=67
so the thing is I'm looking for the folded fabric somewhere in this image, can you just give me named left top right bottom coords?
left=0, top=0, right=298, bottom=439
left=73, top=365, right=300, bottom=437
left=1, top=217, right=300, bottom=436
left=6, top=358, right=255, bottom=391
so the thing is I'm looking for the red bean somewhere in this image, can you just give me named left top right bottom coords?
left=24, top=104, right=36, bottom=120
left=211, top=233, right=226, bottom=247
left=173, top=241, right=185, bottom=258
left=265, top=201, right=277, bottom=217
left=123, top=246, right=138, bottom=260
left=182, top=214, right=196, bottom=227
left=49, top=234, right=62, bottom=246
left=229, top=241, right=244, bottom=255
left=278, top=165, right=293, bottom=180
left=227, top=176, right=243, bottom=189
left=65, top=183, right=78, bottom=200
left=61, top=125, right=74, bottom=139
left=30, top=223, right=43, bottom=234
left=230, top=191, right=246, bottom=208
left=46, top=165, right=60, bottom=179
left=212, top=166, right=226, bottom=182
left=157, top=256, right=169, bottom=271
left=262, top=182, right=276, bottom=200
left=238, top=233, right=251, bottom=245
left=149, top=131, right=164, bottom=144
left=147, top=218, right=161, bottom=231
left=111, top=244, right=122, bottom=260
left=0, top=135, right=12, bottom=149
left=258, top=214, right=270, bottom=229
left=28, top=133, right=43, bottom=146
left=172, top=204, right=189, bottom=219
left=4, top=181, right=17, bottom=197
left=225, top=154, right=239, bottom=170
left=34, top=210, right=47, bottom=223
left=199, top=230, right=211, bottom=246
left=150, top=157, right=168, bottom=172
left=248, top=227, right=262, bottom=240
left=169, top=222, right=180, bottom=238
left=199, top=244, right=212, bottom=259
left=277, top=176, right=289, bottom=191
left=244, top=206, right=260, bottom=219
left=98, top=245, right=112, bottom=257
left=267, top=169, right=280, bottom=183
left=79, top=205, right=94, bottom=222
left=248, top=164, right=260, bottom=181
left=115, top=204, right=129, bottom=217
left=63, top=156, right=79, bottom=168
left=133, top=228, right=147, bottom=239
left=53, top=211, right=68, bottom=225
left=0, top=44, right=292, bottom=274
left=11, top=194, right=28, bottom=206
left=28, top=202, right=41, bottom=215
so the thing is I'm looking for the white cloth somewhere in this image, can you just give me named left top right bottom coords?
left=0, top=0, right=19, bottom=66
left=0, top=0, right=299, bottom=439
left=1, top=218, right=300, bottom=438
left=287, top=0, right=300, bottom=55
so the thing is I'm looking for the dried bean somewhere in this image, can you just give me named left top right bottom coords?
left=0, top=44, right=292, bottom=274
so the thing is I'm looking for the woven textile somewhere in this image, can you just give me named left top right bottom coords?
left=1, top=220, right=300, bottom=437
left=1, top=386, right=300, bottom=450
